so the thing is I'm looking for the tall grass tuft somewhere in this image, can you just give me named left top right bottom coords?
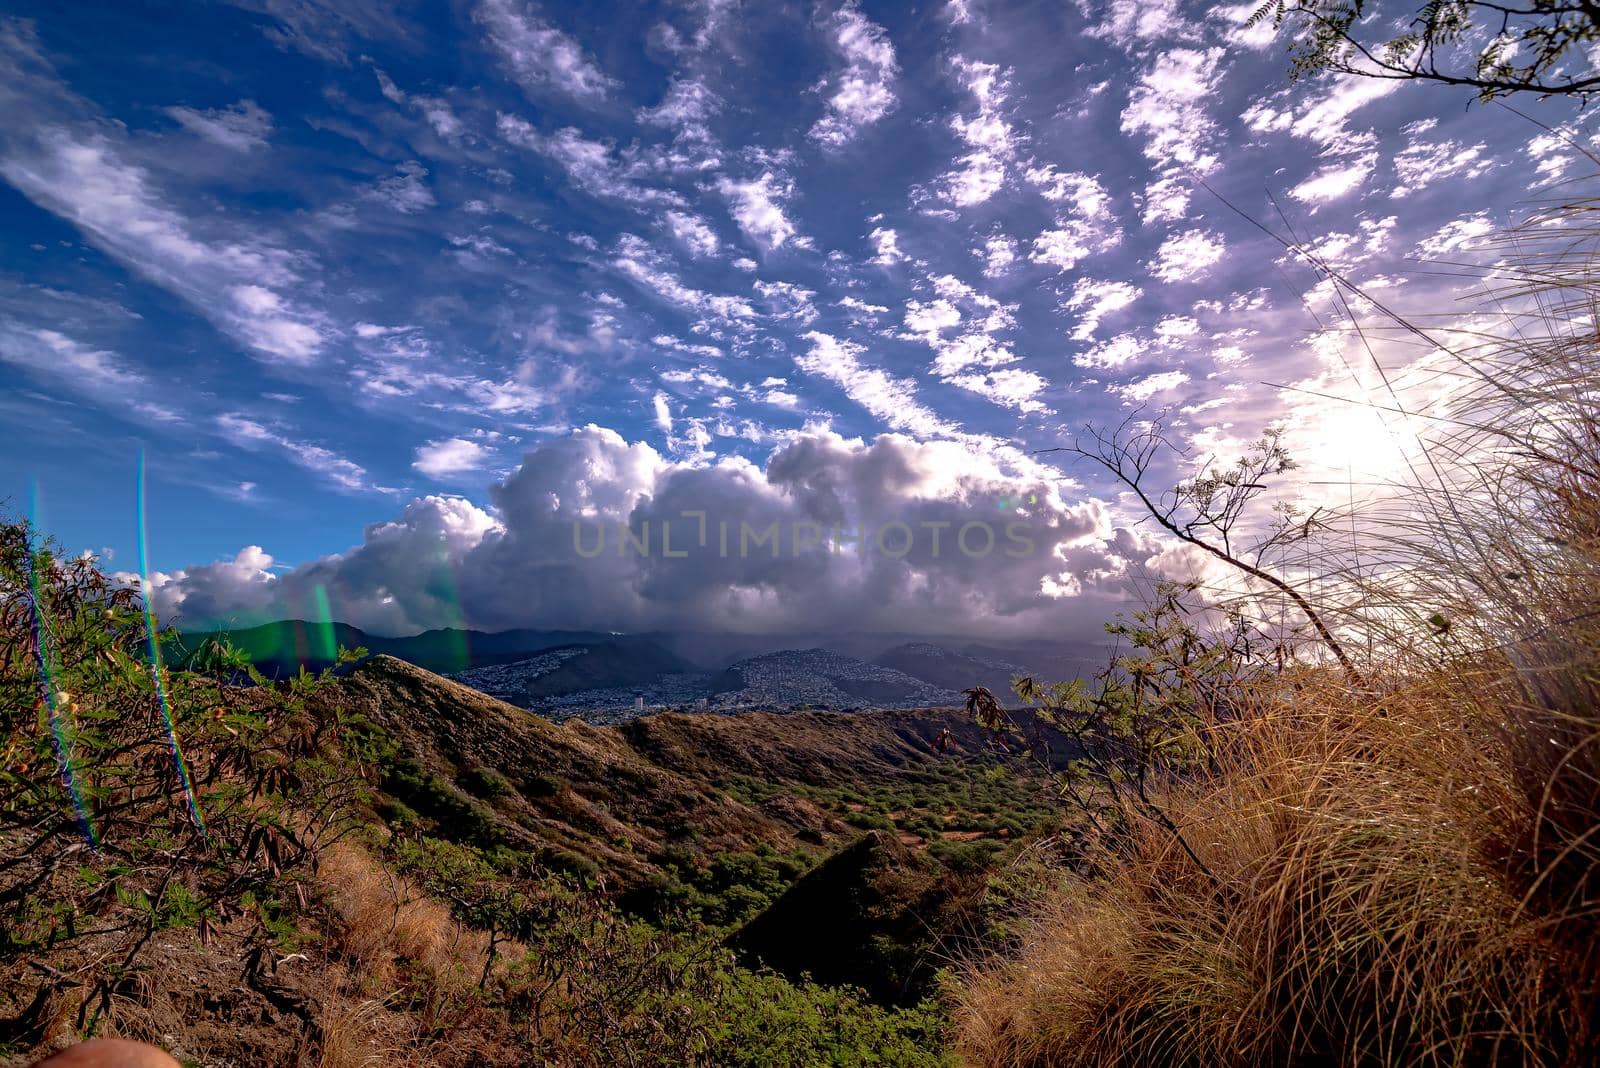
left=955, top=186, right=1600, bottom=1066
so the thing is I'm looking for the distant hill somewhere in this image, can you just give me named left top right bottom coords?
left=709, top=648, right=962, bottom=710
left=449, top=639, right=691, bottom=706
left=873, top=641, right=1035, bottom=699
left=171, top=619, right=629, bottom=677
left=172, top=619, right=1102, bottom=717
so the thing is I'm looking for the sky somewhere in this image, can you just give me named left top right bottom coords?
left=1, top=0, right=1594, bottom=640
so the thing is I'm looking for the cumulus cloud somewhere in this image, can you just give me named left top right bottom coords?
left=142, top=427, right=1145, bottom=641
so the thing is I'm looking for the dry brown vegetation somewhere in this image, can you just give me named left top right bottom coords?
left=954, top=189, right=1600, bottom=1066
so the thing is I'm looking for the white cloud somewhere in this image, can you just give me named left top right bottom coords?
left=1025, top=166, right=1111, bottom=217
left=474, top=0, right=617, bottom=103
left=938, top=58, right=1019, bottom=207
left=1065, top=278, right=1142, bottom=340
left=499, top=116, right=684, bottom=207
left=0, top=322, right=180, bottom=423
left=652, top=391, right=674, bottom=434
left=716, top=172, right=801, bottom=251
left=1030, top=218, right=1122, bottom=272
left=1214, top=2, right=1276, bottom=48
left=1272, top=75, right=1397, bottom=147
left=797, top=331, right=960, bottom=438
left=216, top=414, right=369, bottom=491
left=1139, top=173, right=1191, bottom=225
left=370, top=160, right=436, bottom=214
left=810, top=1, right=899, bottom=148
left=1415, top=213, right=1494, bottom=257
left=165, top=100, right=272, bottom=151
left=980, top=235, right=1017, bottom=276
left=413, top=437, right=491, bottom=478
left=1117, top=368, right=1189, bottom=400
left=0, top=123, right=327, bottom=364
left=1289, top=154, right=1376, bottom=205
left=1121, top=48, right=1223, bottom=169
left=639, top=77, right=721, bottom=134
left=1391, top=139, right=1492, bottom=198
left=1074, top=332, right=1144, bottom=369
left=612, top=234, right=756, bottom=320
left=1121, top=49, right=1222, bottom=224
left=1149, top=228, right=1226, bottom=283
left=869, top=226, right=908, bottom=266
left=663, top=210, right=721, bottom=257
left=756, top=280, right=819, bottom=324
left=1080, top=0, right=1192, bottom=46
left=947, top=367, right=1050, bottom=413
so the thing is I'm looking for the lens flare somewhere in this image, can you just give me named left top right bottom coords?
left=24, top=481, right=98, bottom=849
left=310, top=583, right=337, bottom=664
left=430, top=541, right=470, bottom=673
left=137, top=451, right=206, bottom=834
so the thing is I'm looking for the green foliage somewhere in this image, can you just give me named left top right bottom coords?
left=725, top=762, right=1057, bottom=871
left=617, top=843, right=809, bottom=928
left=1253, top=1, right=1600, bottom=101
left=389, top=831, right=950, bottom=1064
left=713, top=969, right=951, bottom=1067
left=459, top=763, right=513, bottom=799
left=972, top=580, right=1270, bottom=875
left=0, top=516, right=373, bottom=1032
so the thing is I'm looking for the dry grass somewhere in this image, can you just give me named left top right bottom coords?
left=957, top=668, right=1595, bottom=1066
left=306, top=844, right=511, bottom=1068
left=954, top=188, right=1600, bottom=1066
left=318, top=842, right=484, bottom=990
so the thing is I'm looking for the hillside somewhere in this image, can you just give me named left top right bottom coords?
left=874, top=642, right=1034, bottom=697
left=330, top=654, right=1057, bottom=888
left=709, top=648, right=963, bottom=710
left=172, top=619, right=626, bottom=677
left=447, top=639, right=691, bottom=709
left=2, top=593, right=1063, bottom=1067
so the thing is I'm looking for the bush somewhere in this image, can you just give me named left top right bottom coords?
left=0, top=519, right=372, bottom=1042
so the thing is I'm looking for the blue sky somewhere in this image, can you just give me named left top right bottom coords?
left=2, top=1, right=1594, bottom=637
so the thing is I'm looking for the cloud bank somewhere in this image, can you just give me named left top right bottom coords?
left=140, top=427, right=1155, bottom=641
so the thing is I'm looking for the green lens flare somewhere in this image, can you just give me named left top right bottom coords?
left=25, top=479, right=98, bottom=849
left=137, top=451, right=206, bottom=835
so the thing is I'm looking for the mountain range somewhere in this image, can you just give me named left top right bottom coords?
left=174, top=618, right=1104, bottom=719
